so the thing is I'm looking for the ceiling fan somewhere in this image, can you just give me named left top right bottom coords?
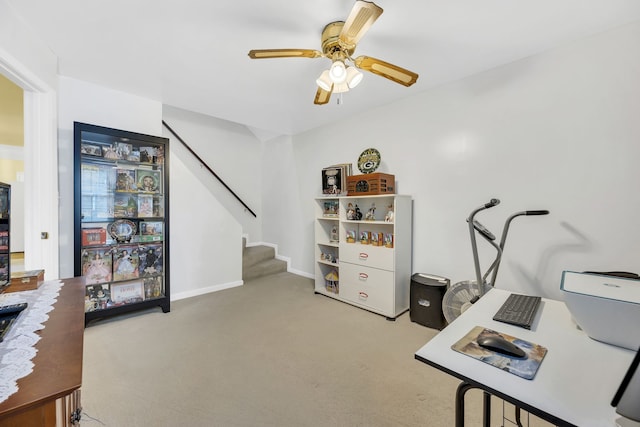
left=248, top=0, right=419, bottom=105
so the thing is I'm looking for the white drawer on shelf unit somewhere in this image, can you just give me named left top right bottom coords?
left=340, top=243, right=394, bottom=271
left=340, top=263, right=394, bottom=314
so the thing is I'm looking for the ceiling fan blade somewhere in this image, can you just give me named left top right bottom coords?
left=314, top=87, right=332, bottom=105
left=339, top=1, right=383, bottom=50
left=248, top=49, right=322, bottom=59
left=354, top=55, right=419, bottom=87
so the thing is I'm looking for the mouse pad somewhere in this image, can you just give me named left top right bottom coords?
left=451, top=326, right=548, bottom=380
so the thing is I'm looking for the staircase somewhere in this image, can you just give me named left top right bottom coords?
left=242, top=238, right=287, bottom=281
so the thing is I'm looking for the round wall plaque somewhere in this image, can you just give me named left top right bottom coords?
left=357, top=148, right=381, bottom=174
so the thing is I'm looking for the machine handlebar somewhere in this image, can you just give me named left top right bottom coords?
left=525, top=210, right=549, bottom=216
left=485, top=198, right=500, bottom=208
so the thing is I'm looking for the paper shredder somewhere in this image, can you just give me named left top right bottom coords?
left=410, top=273, right=450, bottom=330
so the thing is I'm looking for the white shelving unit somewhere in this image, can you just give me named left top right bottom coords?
left=314, top=195, right=412, bottom=319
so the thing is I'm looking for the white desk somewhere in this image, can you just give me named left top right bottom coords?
left=415, top=288, right=636, bottom=427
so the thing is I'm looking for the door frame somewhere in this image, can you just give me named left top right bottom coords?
left=0, top=52, right=59, bottom=279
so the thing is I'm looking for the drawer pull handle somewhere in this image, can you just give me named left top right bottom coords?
left=359, top=253, right=369, bottom=260
left=359, top=273, right=368, bottom=280
left=358, top=291, right=368, bottom=300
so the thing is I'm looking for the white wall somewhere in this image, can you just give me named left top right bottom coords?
left=261, top=133, right=310, bottom=277
left=161, top=106, right=247, bottom=298
left=57, top=77, right=244, bottom=299
left=163, top=131, right=243, bottom=299
left=2, top=0, right=246, bottom=296
left=0, top=0, right=59, bottom=278
left=5, top=1, right=639, bottom=304
left=266, top=21, right=640, bottom=300
left=162, top=106, right=262, bottom=242
left=0, top=1, right=57, bottom=90
left=57, top=76, right=162, bottom=280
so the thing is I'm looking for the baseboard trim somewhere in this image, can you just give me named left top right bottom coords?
left=289, top=268, right=314, bottom=279
left=171, top=280, right=243, bottom=302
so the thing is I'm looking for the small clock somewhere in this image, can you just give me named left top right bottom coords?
left=357, top=148, right=381, bottom=174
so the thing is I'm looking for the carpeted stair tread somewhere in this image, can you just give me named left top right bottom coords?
left=243, top=245, right=276, bottom=269
left=243, top=257, right=287, bottom=281
left=242, top=243, right=286, bottom=280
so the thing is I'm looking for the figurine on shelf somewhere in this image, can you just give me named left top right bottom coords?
left=346, top=203, right=356, bottom=220
left=385, top=204, right=394, bottom=222
left=345, top=230, right=356, bottom=243
left=354, top=204, right=363, bottom=220
left=365, top=203, right=376, bottom=221
left=330, top=225, right=339, bottom=242
left=102, top=145, right=120, bottom=160
left=325, top=269, right=339, bottom=294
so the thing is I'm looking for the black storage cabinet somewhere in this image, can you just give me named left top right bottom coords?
left=74, top=122, right=170, bottom=325
left=410, top=273, right=449, bottom=330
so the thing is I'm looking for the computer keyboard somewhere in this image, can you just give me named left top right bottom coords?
left=0, top=302, right=28, bottom=343
left=493, top=293, right=541, bottom=329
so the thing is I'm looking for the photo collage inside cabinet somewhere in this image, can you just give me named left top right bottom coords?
left=78, top=126, right=167, bottom=313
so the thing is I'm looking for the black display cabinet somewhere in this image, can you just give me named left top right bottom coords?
left=74, top=122, right=170, bottom=324
left=0, top=182, right=10, bottom=289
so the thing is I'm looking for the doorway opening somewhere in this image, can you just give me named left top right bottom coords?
left=0, top=73, right=25, bottom=273
left=0, top=54, right=60, bottom=279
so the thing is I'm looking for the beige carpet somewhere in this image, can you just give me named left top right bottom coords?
left=80, top=272, right=550, bottom=427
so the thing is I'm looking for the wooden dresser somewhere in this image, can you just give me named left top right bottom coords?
left=0, top=277, right=85, bottom=426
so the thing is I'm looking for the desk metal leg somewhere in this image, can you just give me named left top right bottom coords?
left=455, top=382, right=473, bottom=427
left=515, top=405, right=523, bottom=427
left=483, top=391, right=492, bottom=427
left=455, top=382, right=492, bottom=427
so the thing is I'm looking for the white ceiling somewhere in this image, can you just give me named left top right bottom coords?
left=7, top=0, right=640, bottom=136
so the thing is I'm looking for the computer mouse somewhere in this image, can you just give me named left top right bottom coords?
left=477, top=335, right=526, bottom=358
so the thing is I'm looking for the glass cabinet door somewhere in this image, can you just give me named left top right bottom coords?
left=74, top=122, right=170, bottom=323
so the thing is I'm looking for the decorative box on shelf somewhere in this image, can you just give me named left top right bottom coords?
left=7, top=269, right=45, bottom=293
left=346, top=173, right=395, bottom=196
left=81, top=227, right=107, bottom=246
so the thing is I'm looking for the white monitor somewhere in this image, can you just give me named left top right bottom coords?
left=612, top=346, right=640, bottom=422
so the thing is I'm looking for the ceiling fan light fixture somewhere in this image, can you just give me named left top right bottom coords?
left=248, top=1, right=419, bottom=105
left=332, top=81, right=350, bottom=94
left=329, top=60, right=347, bottom=83
left=316, top=70, right=333, bottom=91
left=346, top=66, right=363, bottom=88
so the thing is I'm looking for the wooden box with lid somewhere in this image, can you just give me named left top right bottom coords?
left=7, top=269, right=45, bottom=293
left=346, top=173, right=395, bottom=196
